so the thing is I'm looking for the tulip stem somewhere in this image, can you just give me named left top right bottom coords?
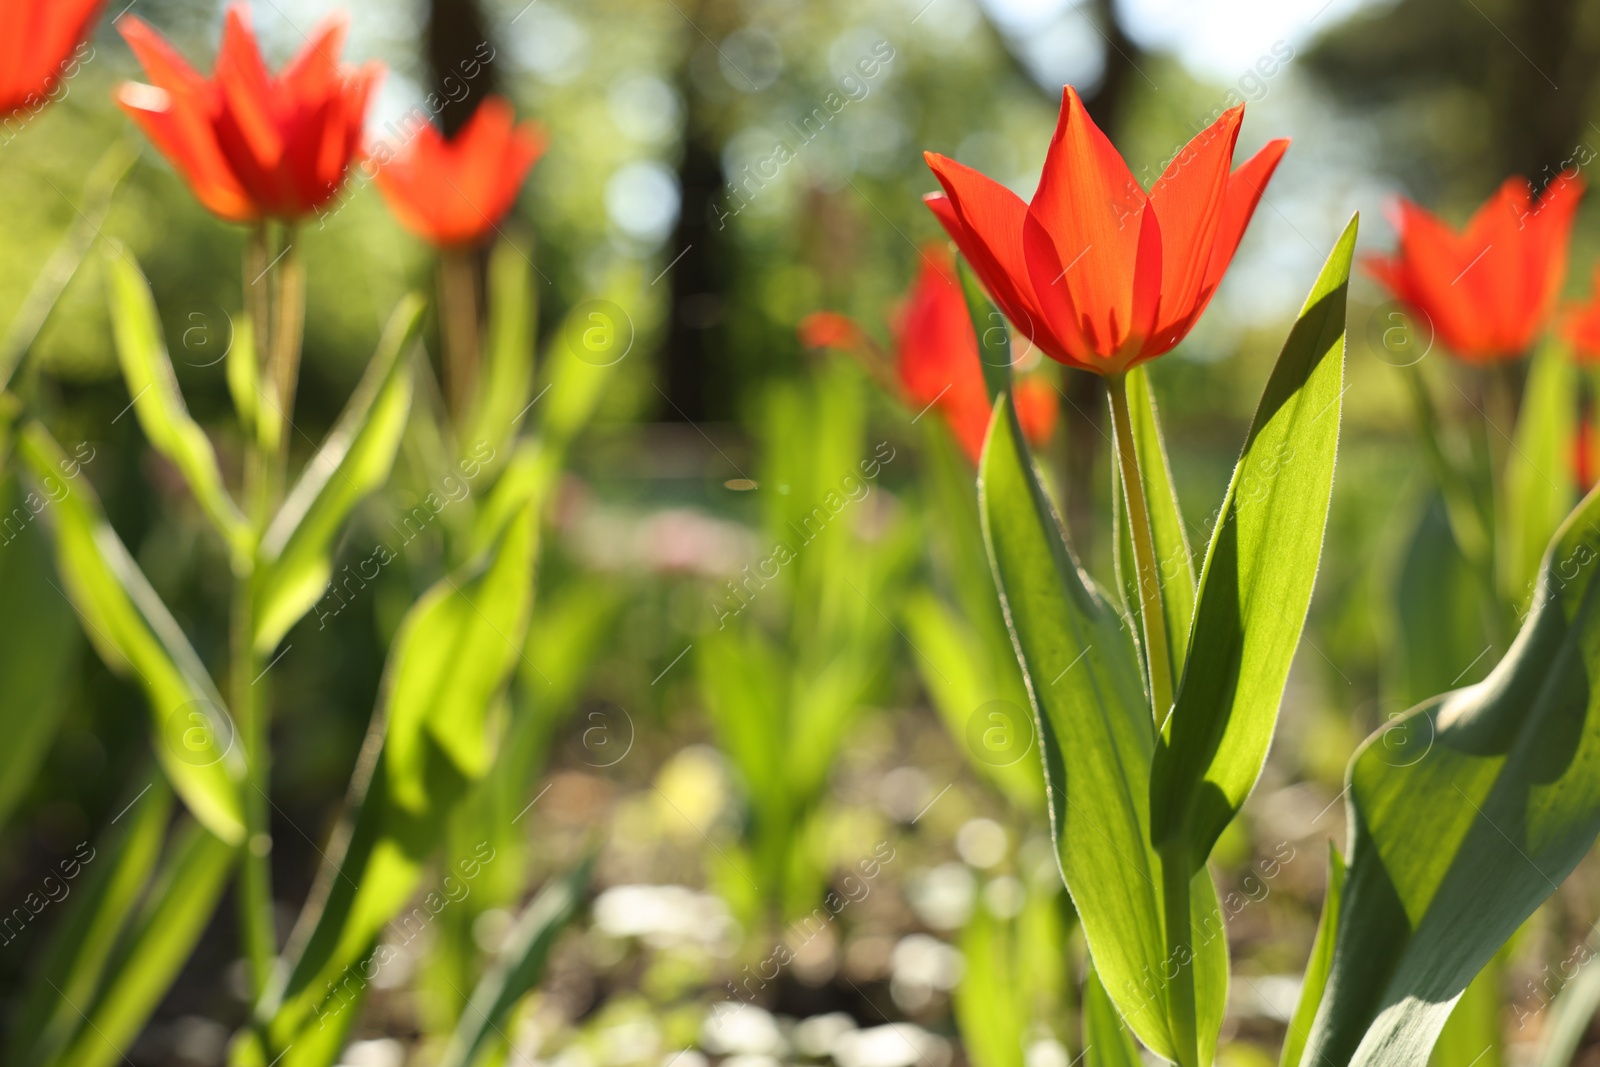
left=269, top=228, right=305, bottom=481
left=439, top=247, right=481, bottom=423
left=1108, top=372, right=1174, bottom=718
left=236, top=226, right=278, bottom=1006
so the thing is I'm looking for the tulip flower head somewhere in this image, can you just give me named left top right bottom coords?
left=116, top=4, right=382, bottom=222
left=923, top=86, right=1288, bottom=376
left=799, top=248, right=1058, bottom=463
left=0, top=0, right=103, bottom=117
left=374, top=95, right=547, bottom=247
left=1365, top=173, right=1584, bottom=363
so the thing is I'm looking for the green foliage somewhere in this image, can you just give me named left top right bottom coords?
left=16, top=422, right=246, bottom=844
left=254, top=295, right=422, bottom=653
left=9, top=779, right=173, bottom=1067
left=978, top=217, right=1356, bottom=1067
left=1149, top=215, right=1356, bottom=872
left=1302, top=487, right=1600, bottom=1065
left=698, top=361, right=911, bottom=925
left=46, top=819, right=235, bottom=1067
left=1500, top=341, right=1578, bottom=609
left=103, top=248, right=249, bottom=558
left=1280, top=844, right=1345, bottom=1067
left=1115, top=363, right=1197, bottom=683
left=436, top=855, right=593, bottom=1067
left=0, top=474, right=79, bottom=832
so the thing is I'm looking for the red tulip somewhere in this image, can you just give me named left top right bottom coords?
left=1365, top=174, right=1584, bottom=362
left=116, top=4, right=382, bottom=223
left=799, top=248, right=1058, bottom=463
left=1563, top=266, right=1600, bottom=363
left=923, top=86, right=1288, bottom=376
left=0, top=0, right=103, bottom=117
left=374, top=96, right=546, bottom=247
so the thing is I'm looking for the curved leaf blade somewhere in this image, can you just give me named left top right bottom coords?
left=979, top=393, right=1226, bottom=1065
left=46, top=820, right=234, bottom=1067
left=103, top=249, right=249, bottom=556
left=1149, top=214, right=1356, bottom=869
left=17, top=424, right=245, bottom=844
left=255, top=294, right=423, bottom=652
left=1122, top=363, right=1196, bottom=680
left=1302, top=486, right=1600, bottom=1066
left=437, top=856, right=591, bottom=1067
left=1501, top=339, right=1577, bottom=608
left=464, top=239, right=536, bottom=466
left=1280, top=843, right=1345, bottom=1067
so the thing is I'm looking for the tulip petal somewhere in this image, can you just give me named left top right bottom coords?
left=1200, top=137, right=1288, bottom=300
left=215, top=5, right=283, bottom=166
left=1147, top=107, right=1242, bottom=342
left=1025, top=86, right=1144, bottom=356
left=923, top=152, right=1073, bottom=360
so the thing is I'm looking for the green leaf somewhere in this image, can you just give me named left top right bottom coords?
left=979, top=392, right=1226, bottom=1066
left=46, top=819, right=234, bottom=1067
left=955, top=901, right=1027, bottom=1067
left=464, top=239, right=536, bottom=466
left=16, top=423, right=245, bottom=844
left=103, top=248, right=249, bottom=557
left=1534, top=928, right=1600, bottom=1067
left=1393, top=494, right=1499, bottom=707
left=9, top=779, right=172, bottom=1067
left=436, top=856, right=592, bottom=1067
left=0, top=474, right=80, bottom=832
left=902, top=588, right=1041, bottom=809
left=264, top=451, right=545, bottom=1060
left=1149, top=214, right=1356, bottom=871
left=1280, top=843, right=1345, bottom=1067
left=1428, top=959, right=1503, bottom=1067
left=226, top=311, right=263, bottom=447
left=1501, top=340, right=1577, bottom=609
left=1122, top=364, right=1196, bottom=679
left=1085, top=963, right=1145, bottom=1067
left=385, top=447, right=541, bottom=811
left=254, top=294, right=423, bottom=653
left=1301, top=486, right=1600, bottom=1066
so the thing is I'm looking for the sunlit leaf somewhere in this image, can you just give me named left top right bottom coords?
left=1085, top=963, right=1145, bottom=1067
left=955, top=901, right=1027, bottom=1067
left=1121, top=363, right=1196, bottom=680
left=1280, top=843, right=1344, bottom=1067
left=9, top=779, right=172, bottom=1067
left=1501, top=339, right=1577, bottom=610
left=436, top=856, right=592, bottom=1067
left=45, top=820, right=234, bottom=1067
left=254, top=294, right=423, bottom=653
left=103, top=248, right=249, bottom=557
left=265, top=446, right=545, bottom=1060
left=464, top=239, right=536, bottom=467
left=16, top=423, right=245, bottom=844
left=1302, top=486, right=1600, bottom=1065
left=979, top=390, right=1227, bottom=1066
left=1149, top=214, right=1356, bottom=872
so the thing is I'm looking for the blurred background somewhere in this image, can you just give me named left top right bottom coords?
left=3, top=0, right=1600, bottom=1064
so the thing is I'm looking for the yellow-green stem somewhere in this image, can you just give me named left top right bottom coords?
left=236, top=228, right=276, bottom=1003
left=438, top=247, right=481, bottom=423
left=1108, top=372, right=1173, bottom=717
left=1158, top=841, right=1200, bottom=1067
left=269, top=229, right=305, bottom=487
